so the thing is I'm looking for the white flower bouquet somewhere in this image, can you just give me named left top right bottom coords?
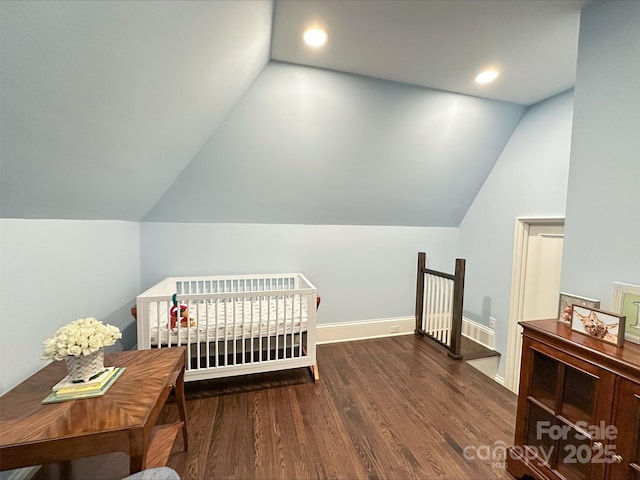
left=42, top=317, right=122, bottom=361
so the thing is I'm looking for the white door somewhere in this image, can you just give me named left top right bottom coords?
left=522, top=225, right=564, bottom=320
left=506, top=220, right=564, bottom=393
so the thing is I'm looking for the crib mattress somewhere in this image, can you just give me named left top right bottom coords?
left=148, top=296, right=308, bottom=346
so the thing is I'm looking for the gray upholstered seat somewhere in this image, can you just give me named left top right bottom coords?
left=122, top=467, right=180, bottom=480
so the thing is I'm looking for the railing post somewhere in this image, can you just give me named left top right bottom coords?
left=415, top=252, right=426, bottom=335
left=448, top=258, right=466, bottom=360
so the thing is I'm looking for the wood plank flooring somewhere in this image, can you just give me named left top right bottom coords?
left=35, top=335, right=517, bottom=480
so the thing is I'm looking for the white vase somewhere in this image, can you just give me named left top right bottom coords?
left=64, top=348, right=105, bottom=382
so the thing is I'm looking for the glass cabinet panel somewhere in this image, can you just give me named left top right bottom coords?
left=561, top=366, right=596, bottom=424
left=555, top=422, right=591, bottom=480
left=526, top=401, right=558, bottom=468
left=530, top=351, right=559, bottom=411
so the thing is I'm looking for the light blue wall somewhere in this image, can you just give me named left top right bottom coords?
left=561, top=0, right=640, bottom=305
left=458, top=90, right=574, bottom=374
left=145, top=62, right=525, bottom=226
left=0, top=219, right=140, bottom=394
left=140, top=222, right=459, bottom=325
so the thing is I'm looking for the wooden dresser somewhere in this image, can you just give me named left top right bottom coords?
left=507, top=318, right=640, bottom=480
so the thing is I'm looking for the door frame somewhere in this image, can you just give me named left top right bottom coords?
left=504, top=216, right=565, bottom=393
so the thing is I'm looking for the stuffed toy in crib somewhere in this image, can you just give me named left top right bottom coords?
left=170, top=303, right=196, bottom=329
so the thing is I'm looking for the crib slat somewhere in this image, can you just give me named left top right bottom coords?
left=206, top=301, right=211, bottom=368
left=234, top=297, right=239, bottom=365
left=223, top=297, right=228, bottom=366
left=267, top=295, right=271, bottom=361
left=214, top=298, right=218, bottom=368
left=298, top=294, right=302, bottom=359
left=288, top=295, right=293, bottom=360
left=275, top=295, right=279, bottom=361
left=259, top=295, right=263, bottom=362
left=241, top=295, right=246, bottom=365
left=296, top=294, right=300, bottom=359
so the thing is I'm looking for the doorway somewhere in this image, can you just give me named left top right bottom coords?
left=504, top=217, right=564, bottom=393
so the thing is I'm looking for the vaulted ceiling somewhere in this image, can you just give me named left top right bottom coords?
left=272, top=0, right=587, bottom=105
left=0, top=0, right=587, bottom=224
left=1, top=0, right=272, bottom=220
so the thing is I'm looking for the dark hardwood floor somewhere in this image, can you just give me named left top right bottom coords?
left=36, top=335, right=517, bottom=480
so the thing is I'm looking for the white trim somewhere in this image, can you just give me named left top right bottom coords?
left=317, top=317, right=415, bottom=344
left=505, top=216, right=564, bottom=393
left=494, top=374, right=506, bottom=386
left=461, top=316, right=495, bottom=350
left=317, top=316, right=496, bottom=348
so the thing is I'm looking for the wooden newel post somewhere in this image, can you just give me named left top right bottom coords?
left=448, top=258, right=466, bottom=360
left=415, top=252, right=426, bottom=335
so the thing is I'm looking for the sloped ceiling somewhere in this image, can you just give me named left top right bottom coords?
left=1, top=0, right=586, bottom=224
left=0, top=0, right=272, bottom=220
left=272, top=0, right=588, bottom=106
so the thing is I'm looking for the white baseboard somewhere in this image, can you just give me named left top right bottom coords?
left=316, top=315, right=497, bottom=349
left=461, top=316, right=496, bottom=350
left=316, top=317, right=415, bottom=344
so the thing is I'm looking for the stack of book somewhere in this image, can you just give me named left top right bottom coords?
left=42, top=366, right=125, bottom=404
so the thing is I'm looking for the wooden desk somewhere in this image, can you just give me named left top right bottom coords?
left=0, top=348, right=188, bottom=475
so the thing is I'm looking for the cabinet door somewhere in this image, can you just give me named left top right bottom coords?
left=609, top=378, right=640, bottom=480
left=517, top=342, right=615, bottom=480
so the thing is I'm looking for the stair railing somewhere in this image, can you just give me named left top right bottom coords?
left=414, top=251, right=466, bottom=360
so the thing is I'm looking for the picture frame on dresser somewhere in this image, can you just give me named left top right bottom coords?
left=571, top=304, right=625, bottom=346
left=612, top=281, right=640, bottom=345
left=557, top=292, right=600, bottom=322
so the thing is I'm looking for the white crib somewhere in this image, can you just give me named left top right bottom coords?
left=135, top=273, right=318, bottom=383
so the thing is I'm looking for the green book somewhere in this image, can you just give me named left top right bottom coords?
left=42, top=367, right=125, bottom=403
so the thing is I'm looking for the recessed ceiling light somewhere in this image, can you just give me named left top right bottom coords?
left=303, top=28, right=328, bottom=48
left=475, top=70, right=500, bottom=84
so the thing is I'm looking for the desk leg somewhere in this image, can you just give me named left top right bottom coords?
left=60, top=460, right=72, bottom=478
left=130, top=454, right=144, bottom=475
left=175, top=368, right=188, bottom=451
